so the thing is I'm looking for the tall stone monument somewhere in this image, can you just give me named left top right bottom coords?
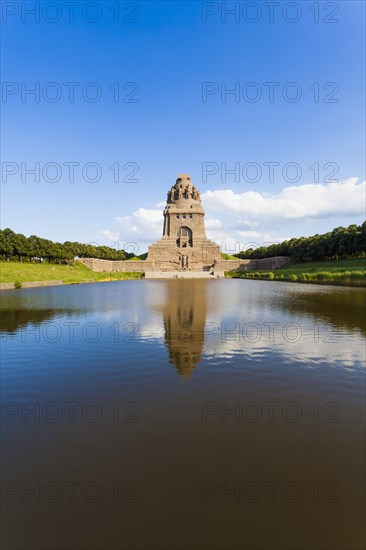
left=78, top=172, right=289, bottom=275
left=148, top=174, right=222, bottom=271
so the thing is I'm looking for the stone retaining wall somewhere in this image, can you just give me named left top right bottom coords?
left=257, top=256, right=290, bottom=270
left=214, top=256, right=289, bottom=272
left=78, top=256, right=289, bottom=273
left=214, top=259, right=253, bottom=271
left=78, top=258, right=152, bottom=272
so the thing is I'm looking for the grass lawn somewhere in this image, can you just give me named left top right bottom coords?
left=221, top=253, right=238, bottom=260
left=0, top=261, right=143, bottom=285
left=226, top=258, right=366, bottom=286
left=267, top=258, right=365, bottom=274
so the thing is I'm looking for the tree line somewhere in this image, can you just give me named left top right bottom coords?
left=0, top=228, right=130, bottom=263
left=2, top=222, right=365, bottom=265
left=235, top=222, right=366, bottom=262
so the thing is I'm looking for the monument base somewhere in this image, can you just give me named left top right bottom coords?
left=145, top=270, right=224, bottom=279
left=147, top=237, right=222, bottom=272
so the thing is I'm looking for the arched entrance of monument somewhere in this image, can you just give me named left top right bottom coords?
left=176, top=226, right=193, bottom=248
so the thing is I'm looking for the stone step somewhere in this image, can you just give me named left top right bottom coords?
left=145, top=271, right=224, bottom=279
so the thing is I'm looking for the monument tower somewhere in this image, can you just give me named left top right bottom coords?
left=148, top=174, right=221, bottom=271
left=78, top=172, right=288, bottom=275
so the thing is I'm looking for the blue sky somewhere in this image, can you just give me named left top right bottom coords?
left=1, top=0, right=365, bottom=254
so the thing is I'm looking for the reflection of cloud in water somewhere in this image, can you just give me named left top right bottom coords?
left=203, top=329, right=365, bottom=369
left=151, top=280, right=365, bottom=375
left=2, top=280, right=364, bottom=375
left=267, top=284, right=366, bottom=336
left=202, top=283, right=365, bottom=368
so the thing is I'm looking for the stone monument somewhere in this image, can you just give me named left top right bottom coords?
left=78, top=173, right=289, bottom=276
left=147, top=174, right=222, bottom=271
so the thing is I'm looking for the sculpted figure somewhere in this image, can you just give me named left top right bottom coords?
left=178, top=187, right=183, bottom=199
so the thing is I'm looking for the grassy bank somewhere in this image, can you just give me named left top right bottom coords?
left=0, top=261, right=144, bottom=287
left=221, top=252, right=238, bottom=260
left=226, top=258, right=366, bottom=287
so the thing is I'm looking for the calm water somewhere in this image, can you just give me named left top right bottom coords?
left=1, top=280, right=365, bottom=550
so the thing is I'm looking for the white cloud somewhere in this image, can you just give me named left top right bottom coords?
left=202, top=178, right=365, bottom=220
left=237, top=230, right=261, bottom=238
left=115, top=208, right=163, bottom=250
left=99, top=178, right=365, bottom=252
left=205, top=217, right=222, bottom=229
left=99, top=229, right=120, bottom=242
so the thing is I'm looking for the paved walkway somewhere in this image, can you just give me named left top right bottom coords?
left=145, top=271, right=224, bottom=279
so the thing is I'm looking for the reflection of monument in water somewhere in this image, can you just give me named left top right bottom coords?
left=162, top=280, right=208, bottom=376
